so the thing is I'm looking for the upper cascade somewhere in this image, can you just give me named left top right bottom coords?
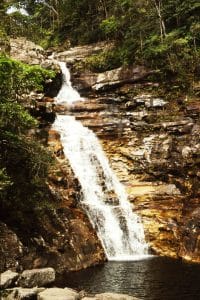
left=55, top=61, right=82, bottom=104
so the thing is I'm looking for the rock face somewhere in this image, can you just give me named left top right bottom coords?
left=57, top=77, right=200, bottom=262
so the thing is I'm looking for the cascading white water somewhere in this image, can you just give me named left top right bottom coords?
left=55, top=62, right=82, bottom=104
left=53, top=62, right=148, bottom=260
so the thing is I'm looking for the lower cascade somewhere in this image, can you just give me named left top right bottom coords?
left=53, top=62, right=148, bottom=260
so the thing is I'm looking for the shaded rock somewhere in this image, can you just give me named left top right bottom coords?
left=38, top=287, right=79, bottom=300
left=179, top=206, right=200, bottom=263
left=44, top=73, right=62, bottom=98
left=18, top=268, right=55, bottom=288
left=0, top=270, right=19, bottom=289
left=0, top=222, right=24, bottom=273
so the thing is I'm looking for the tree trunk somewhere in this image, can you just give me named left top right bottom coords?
left=153, top=0, right=166, bottom=42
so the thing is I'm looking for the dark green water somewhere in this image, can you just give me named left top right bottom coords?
left=56, top=257, right=200, bottom=300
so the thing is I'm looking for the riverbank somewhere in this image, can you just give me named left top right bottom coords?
left=0, top=267, right=140, bottom=300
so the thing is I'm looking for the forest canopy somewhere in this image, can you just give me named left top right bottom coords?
left=1, top=0, right=199, bottom=89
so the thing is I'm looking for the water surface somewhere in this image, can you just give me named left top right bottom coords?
left=56, top=257, right=200, bottom=300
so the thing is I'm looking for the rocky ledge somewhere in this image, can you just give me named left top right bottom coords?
left=0, top=268, right=140, bottom=300
left=58, top=84, right=200, bottom=262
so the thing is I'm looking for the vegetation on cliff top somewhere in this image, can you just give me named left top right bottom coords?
left=2, top=0, right=199, bottom=90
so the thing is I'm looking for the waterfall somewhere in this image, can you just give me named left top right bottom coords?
left=53, top=62, right=148, bottom=260
left=55, top=62, right=82, bottom=104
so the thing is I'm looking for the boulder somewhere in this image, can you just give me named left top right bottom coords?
left=18, top=268, right=55, bottom=288
left=0, top=270, right=19, bottom=289
left=10, top=38, right=45, bottom=65
left=38, top=287, right=79, bottom=300
left=95, top=293, right=140, bottom=300
left=76, top=66, right=154, bottom=92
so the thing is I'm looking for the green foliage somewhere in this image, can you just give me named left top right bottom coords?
left=0, top=102, right=37, bottom=133
left=0, top=130, right=52, bottom=186
left=0, top=168, right=12, bottom=193
left=0, top=56, right=55, bottom=100
left=0, top=55, right=54, bottom=226
left=100, top=16, right=120, bottom=38
left=85, top=49, right=122, bottom=72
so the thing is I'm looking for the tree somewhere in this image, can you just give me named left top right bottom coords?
left=0, top=56, right=55, bottom=221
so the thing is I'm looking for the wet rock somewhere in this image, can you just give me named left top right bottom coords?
left=18, top=268, right=55, bottom=288
left=38, top=287, right=79, bottom=300
left=0, top=270, right=19, bottom=289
